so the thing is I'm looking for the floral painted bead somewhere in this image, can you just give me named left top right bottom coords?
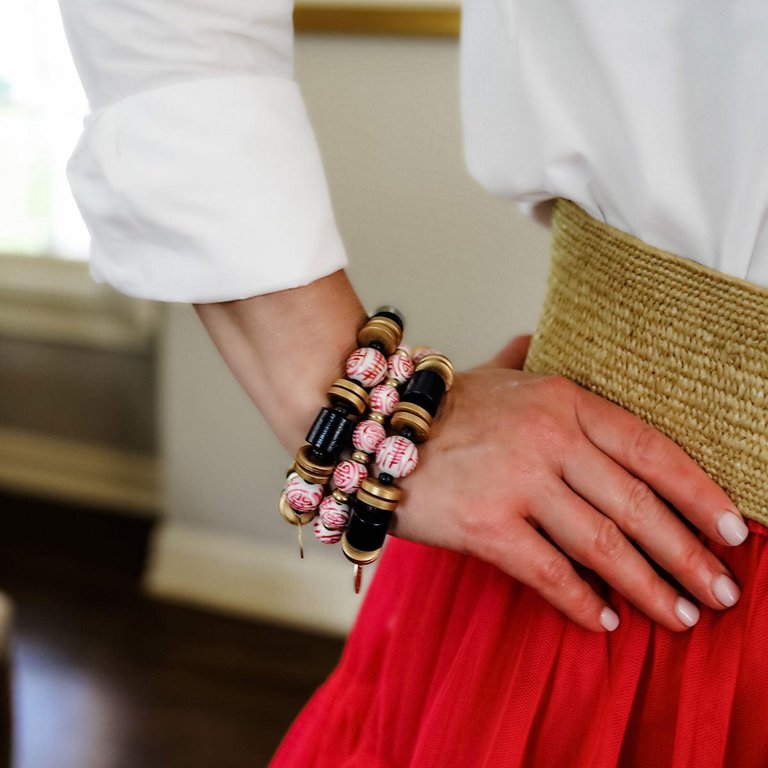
left=369, top=384, right=400, bottom=416
left=346, top=347, right=388, bottom=388
left=313, top=517, right=342, bottom=545
left=352, top=419, right=387, bottom=454
left=284, top=471, right=324, bottom=512
left=376, top=435, right=419, bottom=478
left=333, top=459, right=368, bottom=494
left=319, top=495, right=351, bottom=530
left=387, top=352, right=415, bottom=384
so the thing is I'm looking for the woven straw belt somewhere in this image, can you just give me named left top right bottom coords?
left=523, top=199, right=768, bottom=527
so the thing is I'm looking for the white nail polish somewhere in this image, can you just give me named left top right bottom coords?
left=674, top=597, right=700, bottom=627
left=600, top=607, right=620, bottom=631
left=717, top=511, right=749, bottom=546
left=712, top=574, right=740, bottom=607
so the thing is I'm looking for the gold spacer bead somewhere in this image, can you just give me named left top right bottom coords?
left=341, top=534, right=383, bottom=565
left=357, top=316, right=402, bottom=356
left=294, top=444, right=333, bottom=485
left=367, top=411, right=386, bottom=425
left=415, top=352, right=454, bottom=391
left=327, top=378, right=369, bottom=416
left=332, top=488, right=349, bottom=504
left=395, top=348, right=410, bottom=358
left=351, top=450, right=371, bottom=464
left=391, top=401, right=432, bottom=442
left=386, top=378, right=401, bottom=389
left=279, top=492, right=316, bottom=526
left=357, top=477, right=402, bottom=511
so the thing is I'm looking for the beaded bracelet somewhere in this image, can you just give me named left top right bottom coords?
left=279, top=307, right=406, bottom=557
left=341, top=350, right=453, bottom=592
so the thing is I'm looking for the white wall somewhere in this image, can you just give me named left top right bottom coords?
left=147, top=34, right=552, bottom=635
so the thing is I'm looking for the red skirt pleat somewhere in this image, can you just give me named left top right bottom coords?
left=270, top=519, right=768, bottom=768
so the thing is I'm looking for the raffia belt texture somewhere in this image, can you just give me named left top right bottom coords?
left=524, top=199, right=768, bottom=527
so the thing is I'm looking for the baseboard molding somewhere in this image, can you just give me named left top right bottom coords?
left=0, top=427, right=159, bottom=515
left=145, top=522, right=378, bottom=637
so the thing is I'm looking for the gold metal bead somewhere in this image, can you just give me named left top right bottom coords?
left=332, top=488, right=349, bottom=504
left=293, top=444, right=334, bottom=485
left=351, top=450, right=371, bottom=464
left=415, top=352, right=454, bottom=391
left=279, top=491, right=316, bottom=526
left=391, top=401, right=432, bottom=442
left=341, top=534, right=383, bottom=565
left=356, top=477, right=402, bottom=511
left=395, top=348, right=410, bottom=358
left=327, top=378, right=369, bottom=416
left=367, top=411, right=386, bottom=425
left=386, top=378, right=401, bottom=389
left=357, top=316, right=402, bottom=356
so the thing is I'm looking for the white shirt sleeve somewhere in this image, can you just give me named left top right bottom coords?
left=58, top=0, right=348, bottom=302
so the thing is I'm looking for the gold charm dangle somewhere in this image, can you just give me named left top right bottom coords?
left=353, top=564, right=363, bottom=594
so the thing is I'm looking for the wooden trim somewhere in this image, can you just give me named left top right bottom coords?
left=0, top=428, right=160, bottom=516
left=294, top=5, right=460, bottom=37
left=145, top=522, right=380, bottom=636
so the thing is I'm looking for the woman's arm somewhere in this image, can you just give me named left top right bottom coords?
left=193, top=269, right=748, bottom=635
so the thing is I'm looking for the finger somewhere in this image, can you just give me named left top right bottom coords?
left=531, top=481, right=702, bottom=631
left=475, top=334, right=533, bottom=370
left=561, top=437, right=741, bottom=611
left=491, top=518, right=619, bottom=633
left=573, top=388, right=749, bottom=548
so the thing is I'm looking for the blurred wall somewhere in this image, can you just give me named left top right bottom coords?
left=146, top=34, right=552, bottom=635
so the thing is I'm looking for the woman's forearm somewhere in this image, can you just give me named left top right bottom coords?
left=193, top=269, right=367, bottom=457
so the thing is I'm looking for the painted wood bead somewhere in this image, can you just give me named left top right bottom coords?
left=313, top=517, right=343, bottom=544
left=345, top=347, right=388, bottom=388
left=387, top=352, right=415, bottom=384
left=352, top=419, right=387, bottom=454
left=411, top=347, right=440, bottom=365
left=369, top=384, right=400, bottom=416
left=319, top=495, right=351, bottom=530
left=375, top=435, right=419, bottom=478
left=284, top=471, right=324, bottom=512
left=333, top=459, right=368, bottom=494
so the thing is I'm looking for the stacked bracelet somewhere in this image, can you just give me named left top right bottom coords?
left=279, top=307, right=405, bottom=557
left=279, top=306, right=453, bottom=592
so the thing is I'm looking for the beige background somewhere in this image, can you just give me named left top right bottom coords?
left=148, top=34, right=553, bottom=634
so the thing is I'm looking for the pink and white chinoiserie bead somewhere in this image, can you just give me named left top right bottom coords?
left=376, top=435, right=419, bottom=478
left=369, top=384, right=400, bottom=416
left=345, top=347, right=388, bottom=388
left=319, top=495, right=350, bottom=531
left=387, top=352, right=415, bottom=384
left=396, top=343, right=412, bottom=358
left=284, top=471, right=324, bottom=513
left=333, top=459, right=368, bottom=493
left=313, top=517, right=342, bottom=545
left=352, top=419, right=387, bottom=454
left=411, top=347, right=440, bottom=365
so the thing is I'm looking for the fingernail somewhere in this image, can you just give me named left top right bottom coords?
left=717, top=511, right=749, bottom=546
left=712, top=574, right=741, bottom=607
left=600, top=607, right=620, bottom=631
left=674, top=597, right=700, bottom=627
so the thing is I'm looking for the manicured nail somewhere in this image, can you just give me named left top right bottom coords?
left=717, top=511, right=749, bottom=546
left=712, top=574, right=741, bottom=607
left=674, top=597, right=700, bottom=627
left=600, top=607, right=620, bottom=631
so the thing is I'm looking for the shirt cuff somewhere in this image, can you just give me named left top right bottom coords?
left=66, top=74, right=348, bottom=303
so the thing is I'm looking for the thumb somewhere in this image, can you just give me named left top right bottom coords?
left=475, top=334, right=533, bottom=370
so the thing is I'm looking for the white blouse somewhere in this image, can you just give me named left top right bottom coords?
left=58, top=0, right=768, bottom=302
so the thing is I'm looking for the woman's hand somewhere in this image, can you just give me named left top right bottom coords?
left=391, top=334, right=748, bottom=633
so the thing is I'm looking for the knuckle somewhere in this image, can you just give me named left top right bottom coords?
left=628, top=423, right=663, bottom=468
left=591, top=515, right=625, bottom=561
left=622, top=478, right=659, bottom=532
left=568, top=580, right=598, bottom=619
left=676, top=540, right=706, bottom=581
left=536, top=554, right=574, bottom=592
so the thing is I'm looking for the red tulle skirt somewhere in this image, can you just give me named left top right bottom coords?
left=270, top=519, right=768, bottom=767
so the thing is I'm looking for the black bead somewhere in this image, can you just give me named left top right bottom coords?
left=372, top=307, right=404, bottom=330
left=401, top=369, right=446, bottom=416
left=369, top=340, right=386, bottom=354
left=378, top=473, right=394, bottom=485
left=399, top=427, right=415, bottom=442
left=346, top=503, right=392, bottom=552
left=305, top=407, right=355, bottom=464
